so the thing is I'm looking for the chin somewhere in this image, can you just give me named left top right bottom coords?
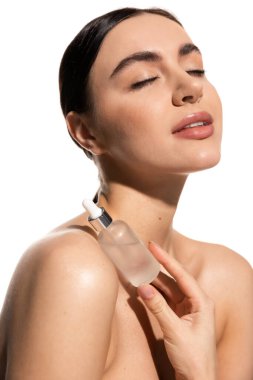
left=188, top=149, right=221, bottom=173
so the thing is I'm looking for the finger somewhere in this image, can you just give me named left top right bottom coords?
left=137, top=283, right=178, bottom=328
left=152, top=271, right=184, bottom=304
left=148, top=241, right=205, bottom=304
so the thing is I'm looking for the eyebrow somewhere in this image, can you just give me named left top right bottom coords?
left=179, top=43, right=201, bottom=56
left=110, top=43, right=201, bottom=78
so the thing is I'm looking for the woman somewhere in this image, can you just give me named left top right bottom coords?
left=0, top=7, right=252, bottom=379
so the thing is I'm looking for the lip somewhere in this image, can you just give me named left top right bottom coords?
left=172, top=112, right=214, bottom=134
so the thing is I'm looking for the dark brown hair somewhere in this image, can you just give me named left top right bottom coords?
left=59, top=7, right=182, bottom=159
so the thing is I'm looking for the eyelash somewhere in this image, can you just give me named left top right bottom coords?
left=130, top=69, right=205, bottom=90
left=131, top=76, right=159, bottom=90
left=186, top=69, right=205, bottom=77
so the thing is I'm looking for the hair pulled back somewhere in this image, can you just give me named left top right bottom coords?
left=59, top=7, right=181, bottom=159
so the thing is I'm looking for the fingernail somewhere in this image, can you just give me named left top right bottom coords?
left=148, top=240, right=160, bottom=247
left=138, top=284, right=155, bottom=300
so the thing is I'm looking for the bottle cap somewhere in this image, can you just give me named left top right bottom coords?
left=82, top=199, right=112, bottom=232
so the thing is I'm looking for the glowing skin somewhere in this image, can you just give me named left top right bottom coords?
left=87, top=14, right=222, bottom=178
left=65, top=12, right=224, bottom=267
left=2, top=12, right=252, bottom=380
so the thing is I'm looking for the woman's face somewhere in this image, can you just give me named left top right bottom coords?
left=88, top=13, right=222, bottom=175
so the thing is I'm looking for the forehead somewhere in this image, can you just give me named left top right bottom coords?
left=91, top=13, right=193, bottom=77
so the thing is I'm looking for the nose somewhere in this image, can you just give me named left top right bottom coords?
left=172, top=72, right=203, bottom=106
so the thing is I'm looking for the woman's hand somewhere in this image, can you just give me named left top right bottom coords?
left=137, top=241, right=217, bottom=380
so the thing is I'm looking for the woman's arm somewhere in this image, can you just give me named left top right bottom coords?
left=5, top=232, right=118, bottom=380
left=215, top=249, right=253, bottom=380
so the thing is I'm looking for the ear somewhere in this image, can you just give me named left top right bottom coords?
left=66, top=111, right=106, bottom=155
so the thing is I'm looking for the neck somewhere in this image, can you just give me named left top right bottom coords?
left=96, top=174, right=187, bottom=256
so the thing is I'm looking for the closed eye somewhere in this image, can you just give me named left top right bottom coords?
left=186, top=69, right=205, bottom=77
left=130, top=70, right=204, bottom=91
left=131, top=76, right=159, bottom=90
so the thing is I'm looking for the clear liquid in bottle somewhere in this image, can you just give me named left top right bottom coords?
left=98, top=220, right=160, bottom=286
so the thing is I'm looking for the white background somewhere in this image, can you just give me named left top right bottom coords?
left=0, top=0, right=252, bottom=309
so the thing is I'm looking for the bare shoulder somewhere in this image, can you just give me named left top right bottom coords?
left=2, top=228, right=119, bottom=379
left=6, top=227, right=119, bottom=312
left=198, top=240, right=253, bottom=309
left=198, top=240, right=252, bottom=290
left=173, top=230, right=253, bottom=308
left=174, top=230, right=252, bottom=280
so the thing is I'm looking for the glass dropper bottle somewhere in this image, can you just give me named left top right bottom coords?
left=82, top=199, right=160, bottom=287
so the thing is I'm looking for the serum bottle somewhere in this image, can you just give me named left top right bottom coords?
left=82, top=199, right=160, bottom=286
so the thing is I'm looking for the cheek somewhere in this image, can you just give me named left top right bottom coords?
left=205, top=82, right=223, bottom=121
left=93, top=89, right=167, bottom=151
